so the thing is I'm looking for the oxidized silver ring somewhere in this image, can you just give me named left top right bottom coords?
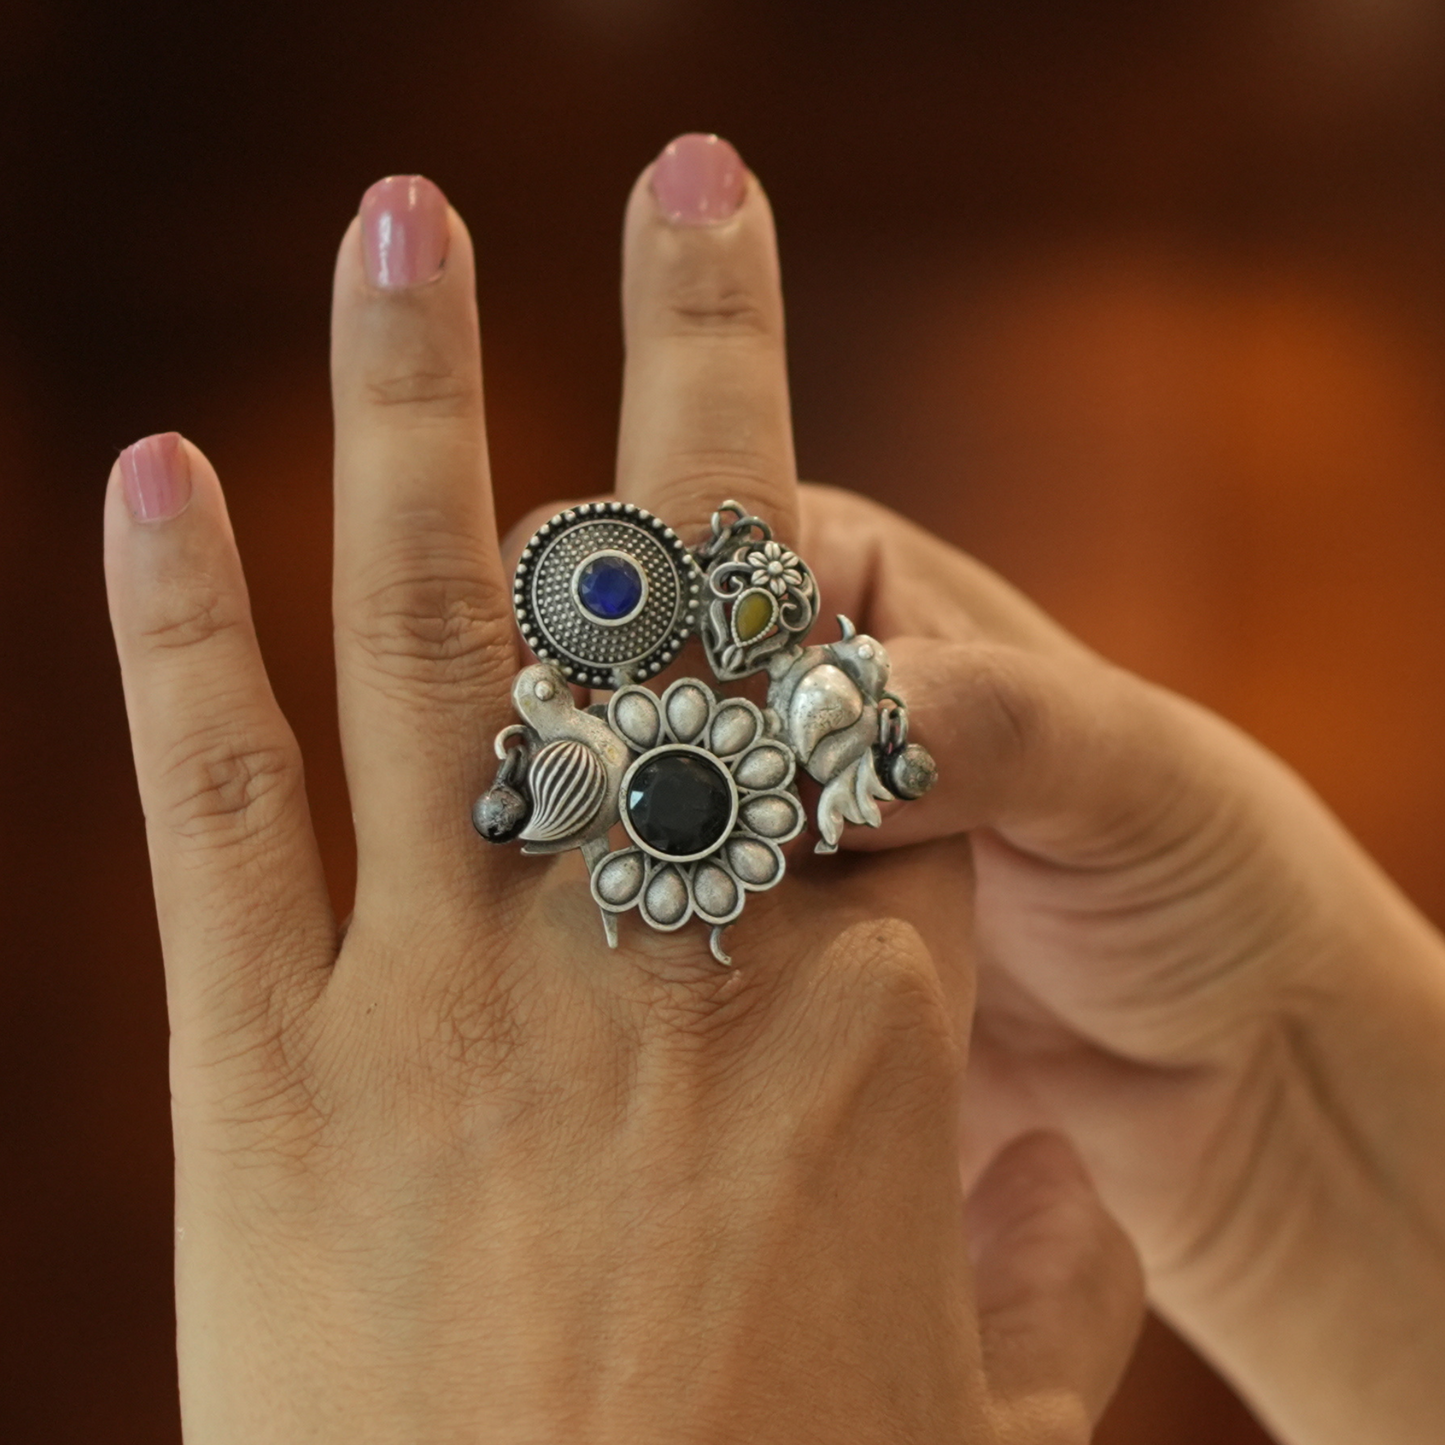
left=474, top=500, right=937, bottom=964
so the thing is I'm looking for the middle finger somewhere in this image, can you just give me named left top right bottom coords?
left=615, top=135, right=800, bottom=546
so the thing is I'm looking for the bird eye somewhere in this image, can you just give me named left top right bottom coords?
left=857, top=644, right=875, bottom=660
left=534, top=680, right=555, bottom=701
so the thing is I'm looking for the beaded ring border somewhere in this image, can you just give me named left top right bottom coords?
left=512, top=501, right=703, bottom=689
left=476, top=499, right=938, bottom=963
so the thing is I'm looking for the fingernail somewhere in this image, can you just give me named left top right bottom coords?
left=651, top=133, right=747, bottom=226
left=360, top=175, right=449, bottom=289
left=120, top=432, right=191, bottom=523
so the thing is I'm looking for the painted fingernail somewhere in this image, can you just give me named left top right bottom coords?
left=120, top=432, right=191, bottom=523
left=360, top=175, right=449, bottom=289
left=651, top=134, right=746, bottom=226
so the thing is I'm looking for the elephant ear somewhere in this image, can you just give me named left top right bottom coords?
left=786, top=662, right=863, bottom=763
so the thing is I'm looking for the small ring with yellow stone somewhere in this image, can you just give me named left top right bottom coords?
left=695, top=501, right=820, bottom=683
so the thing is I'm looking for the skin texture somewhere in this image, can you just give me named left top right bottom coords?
left=797, top=489, right=1445, bottom=1445
left=103, top=158, right=1145, bottom=1443
left=494, top=162, right=1445, bottom=1444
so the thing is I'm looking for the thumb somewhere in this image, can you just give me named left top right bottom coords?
left=967, top=1131, right=1144, bottom=1440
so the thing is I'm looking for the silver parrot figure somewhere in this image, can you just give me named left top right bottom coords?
left=472, top=662, right=632, bottom=942
left=766, top=616, right=937, bottom=852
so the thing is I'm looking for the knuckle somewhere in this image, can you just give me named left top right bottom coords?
left=139, top=580, right=245, bottom=653
left=659, top=274, right=773, bottom=341
left=965, top=647, right=1045, bottom=765
left=364, top=369, right=477, bottom=420
left=361, top=340, right=480, bottom=422
left=821, top=918, right=963, bottom=1095
left=346, top=547, right=513, bottom=696
left=633, top=954, right=789, bottom=1046
left=647, top=448, right=789, bottom=519
left=157, top=724, right=303, bottom=848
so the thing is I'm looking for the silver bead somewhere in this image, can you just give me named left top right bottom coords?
left=886, top=743, right=938, bottom=801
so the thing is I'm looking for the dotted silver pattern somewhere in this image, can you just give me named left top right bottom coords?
left=513, top=502, right=703, bottom=687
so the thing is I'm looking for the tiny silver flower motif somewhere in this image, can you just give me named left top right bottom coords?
left=744, top=540, right=807, bottom=596
left=590, top=677, right=805, bottom=963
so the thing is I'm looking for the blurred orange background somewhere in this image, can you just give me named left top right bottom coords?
left=5, top=1, right=1445, bottom=1439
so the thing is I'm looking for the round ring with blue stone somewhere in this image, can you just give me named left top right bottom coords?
left=513, top=502, right=703, bottom=688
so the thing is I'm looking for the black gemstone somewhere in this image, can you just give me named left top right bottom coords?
left=626, top=750, right=735, bottom=859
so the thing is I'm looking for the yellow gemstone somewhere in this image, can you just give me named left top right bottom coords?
left=734, top=589, right=777, bottom=642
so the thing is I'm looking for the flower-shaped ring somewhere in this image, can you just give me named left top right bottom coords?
left=590, top=678, right=805, bottom=962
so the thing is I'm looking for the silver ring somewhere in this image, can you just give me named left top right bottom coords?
left=475, top=499, right=938, bottom=964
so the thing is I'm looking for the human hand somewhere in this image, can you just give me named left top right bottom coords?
left=104, top=143, right=1142, bottom=1442
left=802, top=486, right=1445, bottom=1442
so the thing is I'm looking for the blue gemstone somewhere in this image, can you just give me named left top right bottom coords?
left=577, top=554, right=643, bottom=620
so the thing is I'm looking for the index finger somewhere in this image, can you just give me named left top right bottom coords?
left=330, top=177, right=516, bottom=912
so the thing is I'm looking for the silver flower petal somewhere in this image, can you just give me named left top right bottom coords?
left=726, top=836, right=784, bottom=888
left=642, top=864, right=692, bottom=929
left=690, top=860, right=744, bottom=925
left=592, top=848, right=647, bottom=909
left=708, top=698, right=763, bottom=757
left=662, top=680, right=711, bottom=743
left=739, top=790, right=805, bottom=843
left=609, top=688, right=662, bottom=753
left=732, top=742, right=794, bottom=791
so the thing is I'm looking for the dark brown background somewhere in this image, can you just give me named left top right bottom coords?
left=5, top=0, right=1445, bottom=1438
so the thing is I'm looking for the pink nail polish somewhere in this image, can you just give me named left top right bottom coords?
left=120, top=432, right=191, bottom=523
left=360, top=175, right=450, bottom=289
left=651, top=134, right=747, bottom=226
